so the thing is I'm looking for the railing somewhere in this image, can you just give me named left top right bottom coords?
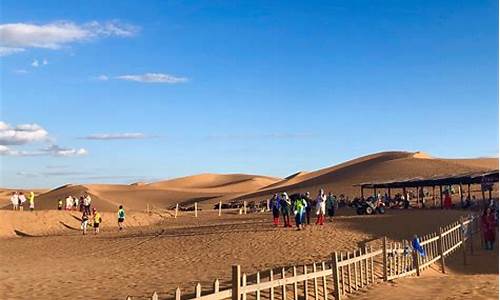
left=127, top=215, right=480, bottom=300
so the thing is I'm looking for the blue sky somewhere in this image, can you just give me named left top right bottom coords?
left=0, top=0, right=498, bottom=188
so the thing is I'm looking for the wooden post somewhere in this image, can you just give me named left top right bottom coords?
left=438, top=228, right=446, bottom=273
left=332, top=252, right=341, bottom=300
left=152, top=291, right=158, bottom=300
left=388, top=188, right=392, bottom=199
left=242, top=273, right=247, bottom=300
left=321, top=262, right=327, bottom=299
left=361, top=187, right=364, bottom=199
left=346, top=252, right=352, bottom=292
left=312, top=263, right=318, bottom=300
left=302, top=265, right=308, bottom=300
left=244, top=201, right=247, bottom=214
left=460, top=217, right=467, bottom=265
left=232, top=265, right=241, bottom=300
left=175, top=203, right=179, bottom=218
left=195, top=283, right=202, bottom=298
left=214, top=279, right=220, bottom=292
left=364, top=247, right=369, bottom=286
left=292, top=266, right=298, bottom=300
left=266, top=199, right=270, bottom=211
left=373, top=187, right=377, bottom=198
left=340, top=252, right=346, bottom=295
left=281, top=268, right=286, bottom=300
left=194, top=202, right=198, bottom=218
left=218, top=201, right=222, bottom=216
left=439, top=186, right=443, bottom=209
left=467, top=184, right=471, bottom=201
left=270, top=269, right=275, bottom=300
left=459, top=184, right=463, bottom=208
left=369, top=246, right=375, bottom=284
left=256, top=272, right=261, bottom=300
left=382, top=237, right=388, bottom=281
left=175, top=287, right=181, bottom=300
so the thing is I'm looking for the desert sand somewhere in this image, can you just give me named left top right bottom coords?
left=1, top=151, right=498, bottom=300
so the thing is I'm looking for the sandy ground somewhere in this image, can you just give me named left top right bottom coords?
left=1, top=208, right=496, bottom=300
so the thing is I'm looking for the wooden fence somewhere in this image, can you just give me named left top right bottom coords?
left=127, top=215, right=481, bottom=300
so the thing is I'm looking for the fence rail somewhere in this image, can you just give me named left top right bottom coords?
left=127, top=215, right=480, bottom=300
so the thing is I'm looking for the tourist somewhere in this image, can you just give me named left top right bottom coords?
left=73, top=196, right=79, bottom=211
left=270, top=194, right=281, bottom=226
left=28, top=191, right=35, bottom=211
left=65, top=195, right=74, bottom=211
left=83, top=194, right=92, bottom=215
left=304, top=192, right=313, bottom=225
left=10, top=192, right=19, bottom=210
left=326, top=192, right=335, bottom=220
left=315, top=189, right=326, bottom=225
left=293, top=194, right=307, bottom=230
left=481, top=207, right=496, bottom=250
left=92, top=208, right=102, bottom=234
left=81, top=211, right=89, bottom=235
left=117, top=205, right=126, bottom=230
left=280, top=192, right=292, bottom=227
left=444, top=192, right=452, bottom=209
left=18, top=192, right=26, bottom=211
left=79, top=196, right=84, bottom=212
left=58, top=199, right=63, bottom=210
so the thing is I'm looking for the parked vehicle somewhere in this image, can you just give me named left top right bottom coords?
left=356, top=197, right=385, bottom=215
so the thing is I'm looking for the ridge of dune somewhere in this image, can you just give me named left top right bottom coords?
left=147, top=173, right=281, bottom=189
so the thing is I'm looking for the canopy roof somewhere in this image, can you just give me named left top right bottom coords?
left=355, top=170, right=499, bottom=189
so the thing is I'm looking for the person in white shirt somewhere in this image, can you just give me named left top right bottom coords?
left=83, top=194, right=92, bottom=214
left=10, top=192, right=19, bottom=210
left=18, top=192, right=27, bottom=211
left=315, top=189, right=327, bottom=225
left=65, top=196, right=74, bottom=211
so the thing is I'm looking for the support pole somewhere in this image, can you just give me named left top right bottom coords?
left=459, top=184, right=463, bottom=208
left=232, top=265, right=241, bottom=300
left=432, top=186, right=436, bottom=208
left=382, top=236, right=388, bottom=281
left=439, top=186, right=443, bottom=209
left=194, top=202, right=198, bottom=218
left=460, top=217, right=467, bottom=265
left=332, top=252, right=341, bottom=300
left=361, top=187, right=364, bottom=199
left=438, top=228, right=446, bottom=273
left=175, top=203, right=179, bottom=218
left=219, top=201, right=222, bottom=216
left=467, top=184, right=471, bottom=200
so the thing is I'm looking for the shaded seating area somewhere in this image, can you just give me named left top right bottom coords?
left=354, top=170, right=499, bottom=209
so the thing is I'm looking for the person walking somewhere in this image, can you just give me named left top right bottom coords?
left=270, top=194, right=281, bottom=226
left=92, top=208, right=102, bottom=234
left=28, top=191, right=35, bottom=211
left=117, top=205, right=126, bottom=230
left=10, top=192, right=19, bottom=210
left=481, top=207, right=496, bottom=250
left=315, top=189, right=327, bottom=225
left=83, top=194, right=92, bottom=215
left=18, top=192, right=26, bottom=211
left=293, top=194, right=307, bottom=230
left=81, top=211, right=89, bottom=235
left=280, top=192, right=292, bottom=227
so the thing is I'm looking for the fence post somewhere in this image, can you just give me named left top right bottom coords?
left=413, top=248, right=420, bottom=276
left=243, top=201, right=247, bottom=214
left=175, top=203, right=179, bottom=218
left=195, top=202, right=198, bottom=218
left=175, top=287, right=181, bottom=300
left=460, top=217, right=467, bottom=265
left=195, top=283, right=202, bottom=298
left=332, top=252, right=341, bottom=300
left=382, top=236, right=388, bottom=281
left=232, top=265, right=241, bottom=300
left=438, top=227, right=446, bottom=273
left=152, top=291, right=158, bottom=300
left=219, top=201, right=222, bottom=216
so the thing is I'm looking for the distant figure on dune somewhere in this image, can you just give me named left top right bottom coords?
left=481, top=207, right=496, bottom=250
left=315, top=189, right=326, bottom=225
left=73, top=196, right=79, bottom=211
left=92, top=208, right=102, bottom=235
left=10, top=192, right=19, bottom=210
left=83, top=194, right=92, bottom=215
left=28, top=192, right=35, bottom=211
left=280, top=192, right=292, bottom=227
left=65, top=196, right=73, bottom=211
left=117, top=205, right=126, bottom=230
left=81, top=211, right=89, bottom=235
left=18, top=192, right=26, bottom=211
left=79, top=196, right=84, bottom=212
left=270, top=194, right=281, bottom=226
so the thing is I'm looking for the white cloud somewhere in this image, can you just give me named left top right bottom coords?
left=42, top=59, right=48, bottom=65
left=116, top=73, right=188, bottom=84
left=96, top=74, right=109, bottom=81
left=0, top=121, right=87, bottom=157
left=13, top=69, right=29, bottom=74
left=82, top=133, right=148, bottom=140
left=0, top=21, right=138, bottom=56
left=31, top=59, right=39, bottom=67
left=0, top=121, right=48, bottom=145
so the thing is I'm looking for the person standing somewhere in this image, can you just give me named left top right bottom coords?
left=18, top=192, right=26, bottom=211
left=73, top=196, right=78, bottom=211
left=270, top=194, right=281, bottom=226
left=293, top=194, right=307, bottom=230
left=304, top=192, right=313, bottom=225
left=315, top=189, right=327, bottom=225
left=280, top=192, right=292, bottom=227
left=81, top=211, right=89, bottom=235
left=10, top=192, right=19, bottom=210
left=117, top=205, right=126, bottom=230
left=481, top=207, right=496, bottom=250
left=28, top=191, right=35, bottom=211
left=326, top=193, right=335, bottom=220
left=65, top=195, right=73, bottom=211
left=92, top=208, right=102, bottom=234
left=58, top=199, right=63, bottom=210
left=83, top=194, right=92, bottom=215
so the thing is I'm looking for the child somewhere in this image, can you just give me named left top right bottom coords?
left=81, top=212, right=89, bottom=235
left=117, top=205, right=126, bottom=230
left=92, top=208, right=102, bottom=234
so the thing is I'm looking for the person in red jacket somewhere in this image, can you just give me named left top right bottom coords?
left=481, top=207, right=497, bottom=250
left=443, top=192, right=452, bottom=209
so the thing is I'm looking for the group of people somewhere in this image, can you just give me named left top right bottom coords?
left=269, top=189, right=338, bottom=230
left=57, top=194, right=93, bottom=214
left=10, top=191, right=36, bottom=211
